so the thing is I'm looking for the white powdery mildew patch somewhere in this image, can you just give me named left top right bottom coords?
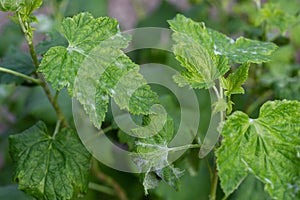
left=101, top=95, right=108, bottom=100
left=213, top=44, right=222, bottom=55
left=264, top=178, right=274, bottom=189
left=241, top=158, right=255, bottom=174
left=288, top=182, right=300, bottom=197
left=58, top=81, right=65, bottom=87
left=108, top=88, right=116, bottom=95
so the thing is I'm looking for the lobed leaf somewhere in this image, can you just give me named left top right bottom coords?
left=221, top=63, right=249, bottom=97
left=0, top=0, right=20, bottom=11
left=255, top=2, right=298, bottom=34
left=173, top=41, right=230, bottom=89
left=0, top=0, right=42, bottom=13
left=216, top=100, right=300, bottom=199
left=168, top=14, right=278, bottom=64
left=36, top=30, right=68, bottom=55
left=221, top=63, right=249, bottom=113
left=9, top=121, right=91, bottom=200
left=39, top=12, right=126, bottom=93
left=40, top=12, right=158, bottom=128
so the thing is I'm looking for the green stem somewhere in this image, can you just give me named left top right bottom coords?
left=210, top=162, right=219, bottom=200
left=210, top=82, right=225, bottom=200
left=102, top=126, right=113, bottom=134
left=0, top=66, right=41, bottom=84
left=205, top=157, right=213, bottom=182
left=17, top=12, right=69, bottom=128
left=53, top=90, right=59, bottom=105
left=88, top=182, right=116, bottom=196
left=169, top=144, right=202, bottom=153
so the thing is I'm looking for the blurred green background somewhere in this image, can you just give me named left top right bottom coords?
left=0, top=0, right=299, bottom=199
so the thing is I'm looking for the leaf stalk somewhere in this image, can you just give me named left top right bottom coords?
left=0, top=66, right=41, bottom=84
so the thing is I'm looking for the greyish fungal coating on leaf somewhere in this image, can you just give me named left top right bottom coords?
left=133, top=116, right=184, bottom=194
left=216, top=100, right=300, bottom=200
left=168, top=14, right=277, bottom=90
left=39, top=12, right=158, bottom=128
left=9, top=121, right=91, bottom=200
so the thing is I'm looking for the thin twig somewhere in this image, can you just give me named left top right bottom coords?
left=17, top=12, right=69, bottom=128
left=210, top=163, right=219, bottom=200
left=88, top=182, right=116, bottom=196
left=205, top=157, right=213, bottom=182
left=91, top=159, right=128, bottom=200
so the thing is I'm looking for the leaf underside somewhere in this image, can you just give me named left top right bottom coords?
left=133, top=116, right=184, bottom=194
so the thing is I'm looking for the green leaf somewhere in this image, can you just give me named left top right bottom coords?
left=0, top=47, right=35, bottom=84
left=0, top=0, right=42, bottom=14
left=216, top=100, right=300, bottom=199
left=36, top=30, right=68, bottom=55
left=168, top=14, right=278, bottom=64
left=0, top=0, right=20, bottom=11
left=172, top=42, right=230, bottom=89
left=133, top=116, right=184, bottom=194
left=117, top=129, right=135, bottom=150
left=78, top=53, right=158, bottom=128
left=221, top=63, right=249, bottom=97
left=255, top=2, right=298, bottom=34
left=212, top=98, right=227, bottom=115
left=99, top=56, right=158, bottom=115
left=232, top=175, right=272, bottom=200
left=131, top=105, right=167, bottom=138
left=9, top=121, right=91, bottom=200
left=20, top=0, right=42, bottom=16
left=40, top=13, right=158, bottom=128
left=39, top=12, right=128, bottom=93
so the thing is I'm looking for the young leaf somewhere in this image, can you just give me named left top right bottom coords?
left=255, top=2, right=298, bottom=34
left=0, top=0, right=20, bottom=11
left=221, top=63, right=249, bottom=97
left=0, top=0, right=42, bottom=16
left=172, top=41, right=230, bottom=89
left=168, top=14, right=278, bottom=64
left=216, top=100, right=300, bottom=199
left=9, top=121, right=91, bottom=200
left=132, top=116, right=184, bottom=194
